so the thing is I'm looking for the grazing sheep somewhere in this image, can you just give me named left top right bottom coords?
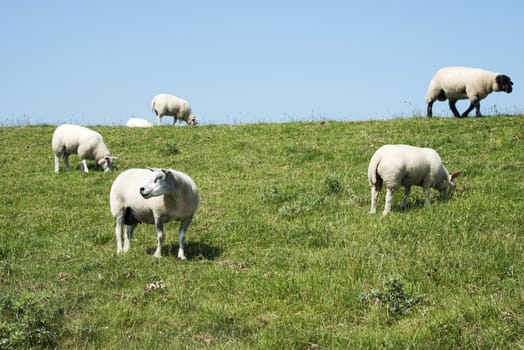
left=52, top=124, right=115, bottom=173
left=368, top=144, right=461, bottom=216
left=110, top=168, right=199, bottom=259
left=426, top=66, right=513, bottom=117
left=151, top=93, right=198, bottom=126
left=126, top=117, right=154, bottom=128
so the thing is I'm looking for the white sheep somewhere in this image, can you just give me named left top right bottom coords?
left=151, top=93, right=198, bottom=126
left=368, top=144, right=461, bottom=216
left=52, top=124, right=115, bottom=173
left=126, top=117, right=154, bottom=128
left=109, top=168, right=199, bottom=260
left=426, top=66, right=513, bottom=117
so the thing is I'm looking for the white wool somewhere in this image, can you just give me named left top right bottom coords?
left=52, top=124, right=115, bottom=173
left=126, top=117, right=154, bottom=128
left=151, top=94, right=198, bottom=126
left=109, top=168, right=199, bottom=260
left=368, top=144, right=460, bottom=216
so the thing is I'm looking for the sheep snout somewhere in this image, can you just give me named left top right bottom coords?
left=140, top=187, right=152, bottom=199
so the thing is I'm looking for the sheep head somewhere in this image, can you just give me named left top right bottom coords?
left=188, top=115, right=198, bottom=126
left=496, top=74, right=513, bottom=93
left=440, top=171, right=461, bottom=199
left=140, top=169, right=175, bottom=199
left=98, top=155, right=116, bottom=172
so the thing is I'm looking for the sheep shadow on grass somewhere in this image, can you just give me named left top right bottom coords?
left=387, top=197, right=451, bottom=214
left=146, top=240, right=223, bottom=261
left=75, top=163, right=119, bottom=172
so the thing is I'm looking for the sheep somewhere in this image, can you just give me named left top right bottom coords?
left=126, top=117, right=154, bottom=128
left=426, top=66, right=513, bottom=117
left=109, top=168, right=199, bottom=260
left=52, top=124, right=115, bottom=173
left=368, top=144, right=461, bottom=216
left=151, top=93, right=198, bottom=126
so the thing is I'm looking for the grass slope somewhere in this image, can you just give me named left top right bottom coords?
left=0, top=116, right=523, bottom=349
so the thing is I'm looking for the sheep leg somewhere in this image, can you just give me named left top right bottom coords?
left=54, top=155, right=60, bottom=172
left=82, top=159, right=89, bottom=173
left=63, top=154, right=70, bottom=171
left=370, top=185, right=380, bottom=214
left=400, top=186, right=410, bottom=210
left=123, top=224, right=136, bottom=253
left=475, top=102, right=482, bottom=117
left=383, top=187, right=397, bottom=216
left=427, top=101, right=433, bottom=117
left=177, top=217, right=193, bottom=260
left=462, top=100, right=479, bottom=117
left=153, top=220, right=164, bottom=258
left=115, top=215, right=124, bottom=254
left=423, top=187, right=431, bottom=207
left=448, top=100, right=461, bottom=118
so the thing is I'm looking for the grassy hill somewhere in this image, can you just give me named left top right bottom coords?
left=0, top=116, right=522, bottom=349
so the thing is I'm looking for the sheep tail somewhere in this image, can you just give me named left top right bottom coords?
left=151, top=97, right=161, bottom=117
left=367, top=152, right=381, bottom=185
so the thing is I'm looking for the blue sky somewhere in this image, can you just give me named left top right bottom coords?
left=1, top=1, right=522, bottom=125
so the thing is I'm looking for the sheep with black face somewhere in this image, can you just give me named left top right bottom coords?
left=426, top=66, right=513, bottom=117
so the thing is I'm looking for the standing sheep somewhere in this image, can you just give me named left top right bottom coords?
left=151, top=93, right=198, bottom=126
left=52, top=124, right=115, bottom=173
left=368, top=144, right=461, bottom=216
left=426, top=66, right=513, bottom=117
left=109, top=168, right=199, bottom=260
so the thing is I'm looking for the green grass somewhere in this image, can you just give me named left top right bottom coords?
left=0, top=116, right=523, bottom=349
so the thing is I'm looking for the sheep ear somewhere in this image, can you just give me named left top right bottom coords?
left=450, top=171, right=461, bottom=180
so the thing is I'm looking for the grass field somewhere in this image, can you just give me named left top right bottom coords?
left=0, top=116, right=523, bottom=349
